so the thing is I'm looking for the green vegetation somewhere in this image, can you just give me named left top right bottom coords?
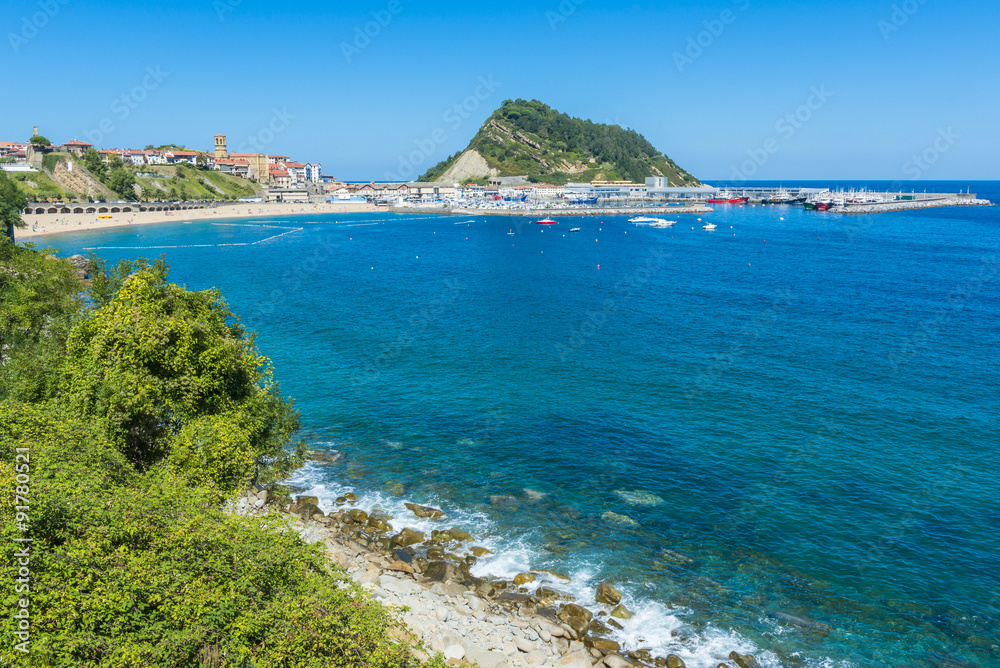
left=29, top=135, right=51, bottom=147
left=41, top=153, right=63, bottom=173
left=420, top=98, right=700, bottom=186
left=0, top=171, right=28, bottom=240
left=0, top=242, right=444, bottom=667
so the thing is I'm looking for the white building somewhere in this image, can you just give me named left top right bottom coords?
left=304, top=162, right=322, bottom=183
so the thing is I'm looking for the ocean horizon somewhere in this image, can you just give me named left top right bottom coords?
left=39, top=180, right=1000, bottom=668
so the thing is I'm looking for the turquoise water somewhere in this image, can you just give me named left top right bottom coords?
left=41, top=182, right=1000, bottom=667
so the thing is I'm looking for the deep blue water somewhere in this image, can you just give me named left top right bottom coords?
left=38, top=182, right=1000, bottom=667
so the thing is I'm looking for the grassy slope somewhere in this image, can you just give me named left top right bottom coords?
left=9, top=158, right=259, bottom=202
left=421, top=99, right=700, bottom=186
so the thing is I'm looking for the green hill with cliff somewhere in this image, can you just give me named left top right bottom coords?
left=419, top=99, right=700, bottom=186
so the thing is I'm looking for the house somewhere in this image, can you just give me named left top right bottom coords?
left=268, top=155, right=291, bottom=165
left=125, top=149, right=147, bottom=166
left=303, top=162, right=322, bottom=183
left=62, top=139, right=93, bottom=157
left=269, top=168, right=291, bottom=189
left=165, top=150, right=198, bottom=165
left=281, top=161, right=307, bottom=186
left=217, top=159, right=250, bottom=178
left=267, top=188, right=309, bottom=203
left=0, top=142, right=27, bottom=157
left=406, top=182, right=457, bottom=200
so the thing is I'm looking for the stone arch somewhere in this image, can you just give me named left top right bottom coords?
left=98, top=207, right=109, bottom=213
left=73, top=207, right=84, bottom=214
left=122, top=206, right=132, bottom=212
left=110, top=207, right=121, bottom=213
left=59, top=207, right=71, bottom=214
left=47, top=207, right=58, bottom=214
left=86, top=207, right=97, bottom=214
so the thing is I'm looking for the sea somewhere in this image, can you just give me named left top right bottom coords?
left=37, top=181, right=1000, bottom=668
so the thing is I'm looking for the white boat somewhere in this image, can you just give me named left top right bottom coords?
left=649, top=219, right=676, bottom=228
left=703, top=222, right=717, bottom=230
left=568, top=227, right=581, bottom=232
left=507, top=229, right=515, bottom=236
left=629, top=216, right=659, bottom=224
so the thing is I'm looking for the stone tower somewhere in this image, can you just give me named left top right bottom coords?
left=32, top=126, right=38, bottom=137
left=214, top=134, right=228, bottom=161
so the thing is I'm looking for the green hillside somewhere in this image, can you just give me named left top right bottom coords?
left=419, top=99, right=700, bottom=186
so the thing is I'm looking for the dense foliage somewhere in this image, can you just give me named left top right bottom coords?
left=0, top=171, right=28, bottom=240
left=29, top=136, right=51, bottom=147
left=420, top=98, right=699, bottom=186
left=0, top=242, right=439, bottom=667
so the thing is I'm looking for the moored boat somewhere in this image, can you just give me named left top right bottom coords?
left=703, top=222, right=717, bottom=230
left=707, top=196, right=749, bottom=204
left=536, top=218, right=557, bottom=225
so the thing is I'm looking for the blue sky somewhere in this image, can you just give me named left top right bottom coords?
left=2, top=0, right=997, bottom=181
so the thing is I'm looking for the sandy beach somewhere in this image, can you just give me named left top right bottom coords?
left=16, top=201, right=378, bottom=240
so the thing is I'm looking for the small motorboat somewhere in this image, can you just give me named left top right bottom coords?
left=703, top=222, right=717, bottom=230
left=629, top=216, right=658, bottom=224
left=649, top=219, right=676, bottom=228
left=568, top=227, right=581, bottom=232
left=536, top=218, right=558, bottom=225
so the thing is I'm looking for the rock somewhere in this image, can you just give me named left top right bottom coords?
left=343, top=492, right=358, bottom=502
left=729, top=652, right=763, bottom=668
left=405, top=502, right=445, bottom=519
left=470, top=546, right=493, bottom=557
left=306, top=449, right=344, bottom=465
left=533, top=568, right=571, bottom=582
left=391, top=548, right=414, bottom=564
left=607, top=618, right=625, bottom=631
left=536, top=586, right=573, bottom=601
left=514, top=637, right=533, bottom=653
left=468, top=649, right=508, bottom=668
left=596, top=582, right=622, bottom=605
left=347, top=508, right=368, bottom=523
left=586, top=620, right=613, bottom=637
left=563, top=603, right=593, bottom=622
left=513, top=573, right=536, bottom=586
left=424, top=561, right=463, bottom=583
left=450, top=528, right=473, bottom=542
left=295, top=495, right=320, bottom=507
left=610, top=604, right=634, bottom=620
left=538, top=627, right=552, bottom=642
left=253, top=498, right=265, bottom=508
left=564, top=616, right=589, bottom=636
left=386, top=560, right=414, bottom=574
left=522, top=488, right=549, bottom=502
left=612, top=489, right=665, bottom=507
left=295, top=502, right=323, bottom=520
left=666, top=655, right=686, bottom=668
left=555, top=649, right=593, bottom=668
left=603, top=655, right=633, bottom=668
left=490, top=494, right=519, bottom=508
left=586, top=638, right=621, bottom=654
left=443, top=645, right=465, bottom=661
left=392, top=528, right=426, bottom=547
left=659, top=549, right=694, bottom=566
left=601, top=511, right=639, bottom=528
left=772, top=611, right=833, bottom=636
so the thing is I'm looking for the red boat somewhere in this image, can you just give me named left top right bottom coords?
left=535, top=218, right=558, bottom=225
left=707, top=196, right=749, bottom=204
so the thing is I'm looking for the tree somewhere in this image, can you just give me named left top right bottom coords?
left=0, top=171, right=28, bottom=241
left=81, top=147, right=107, bottom=181
left=62, top=266, right=305, bottom=491
left=29, top=135, right=52, bottom=147
left=107, top=167, right=136, bottom=200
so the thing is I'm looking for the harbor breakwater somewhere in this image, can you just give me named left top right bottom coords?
left=231, top=478, right=768, bottom=668
left=829, top=197, right=992, bottom=214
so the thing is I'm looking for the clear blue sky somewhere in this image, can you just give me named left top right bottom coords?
left=2, top=0, right=997, bottom=181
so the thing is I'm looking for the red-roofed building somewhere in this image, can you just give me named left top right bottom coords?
left=62, top=139, right=93, bottom=157
left=269, top=168, right=291, bottom=188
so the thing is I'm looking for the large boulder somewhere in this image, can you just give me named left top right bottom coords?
left=392, top=528, right=425, bottom=547
left=596, top=582, right=622, bottom=605
left=666, top=655, right=687, bottom=668
left=563, top=603, right=592, bottom=621
left=294, top=502, right=323, bottom=520
left=610, top=603, right=634, bottom=620
left=424, top=561, right=463, bottom=583
left=404, top=502, right=445, bottom=519
left=729, top=652, right=763, bottom=668
left=513, top=573, right=536, bottom=586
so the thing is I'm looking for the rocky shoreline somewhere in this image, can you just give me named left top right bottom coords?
left=231, top=481, right=766, bottom=668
